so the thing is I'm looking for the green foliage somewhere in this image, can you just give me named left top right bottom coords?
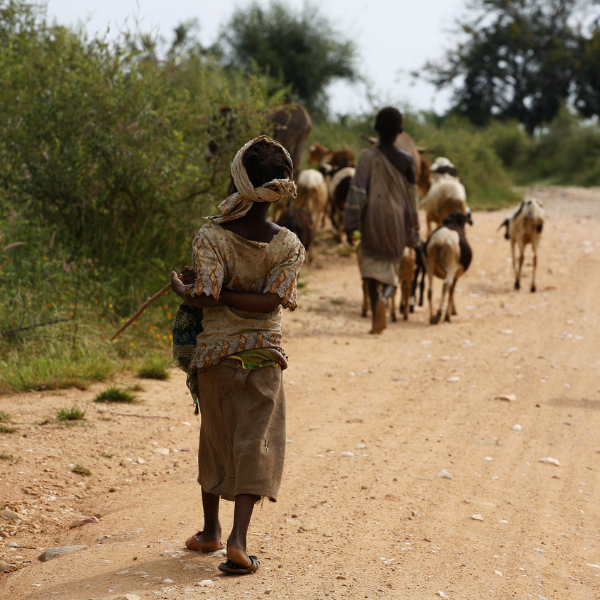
left=0, top=411, right=11, bottom=422
left=0, top=1, right=282, bottom=392
left=136, top=354, right=170, bottom=380
left=0, top=424, right=16, bottom=433
left=94, top=386, right=135, bottom=403
left=72, top=464, right=91, bottom=476
left=422, top=0, right=600, bottom=133
left=56, top=406, right=86, bottom=422
left=220, top=1, right=357, bottom=114
left=100, top=450, right=114, bottom=458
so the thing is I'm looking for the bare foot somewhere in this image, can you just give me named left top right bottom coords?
left=185, top=530, right=224, bottom=553
left=373, top=298, right=387, bottom=333
left=227, top=539, right=252, bottom=568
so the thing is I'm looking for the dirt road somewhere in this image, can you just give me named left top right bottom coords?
left=1, top=187, right=599, bottom=599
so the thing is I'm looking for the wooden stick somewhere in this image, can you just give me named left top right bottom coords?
left=110, top=282, right=172, bottom=341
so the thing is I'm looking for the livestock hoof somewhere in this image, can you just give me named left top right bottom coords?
left=391, top=314, right=397, bottom=323
left=514, top=280, right=520, bottom=290
left=403, top=315, right=408, bottom=321
left=430, top=313, right=441, bottom=325
left=531, top=285, right=536, bottom=293
left=444, top=314, right=451, bottom=323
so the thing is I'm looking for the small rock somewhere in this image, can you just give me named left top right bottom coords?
left=437, top=469, right=452, bottom=479
left=356, top=444, right=366, bottom=449
left=7, top=541, right=19, bottom=548
left=495, top=394, right=517, bottom=402
left=587, top=563, right=600, bottom=568
left=495, top=570, right=503, bottom=576
left=539, top=457, right=561, bottom=466
left=162, top=578, right=174, bottom=583
left=207, top=548, right=226, bottom=557
left=69, top=516, right=99, bottom=528
left=77, top=482, right=87, bottom=489
left=183, top=563, right=200, bottom=570
left=534, top=548, right=544, bottom=554
left=512, top=424, right=522, bottom=431
left=38, top=545, right=87, bottom=562
left=447, top=376, right=460, bottom=382
left=120, top=595, right=141, bottom=600
left=1, top=509, right=19, bottom=521
left=438, top=592, right=449, bottom=599
left=115, top=569, right=129, bottom=574
left=411, top=510, right=418, bottom=517
left=97, top=534, right=110, bottom=541
left=0, top=562, right=14, bottom=572
left=500, top=329, right=513, bottom=335
left=137, top=458, right=146, bottom=464
left=340, top=451, right=355, bottom=457
left=298, top=524, right=316, bottom=532
left=109, top=487, right=118, bottom=493
left=155, top=448, right=170, bottom=456
left=499, top=519, right=509, bottom=524
left=484, top=457, right=493, bottom=461
left=472, top=514, right=484, bottom=521
left=195, top=580, right=214, bottom=587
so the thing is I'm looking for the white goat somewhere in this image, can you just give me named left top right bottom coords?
left=499, top=197, right=545, bottom=292
left=293, top=169, right=328, bottom=228
left=424, top=211, right=472, bottom=324
left=419, top=157, right=471, bottom=236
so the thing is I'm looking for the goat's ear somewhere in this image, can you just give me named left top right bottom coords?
left=308, top=144, right=316, bottom=153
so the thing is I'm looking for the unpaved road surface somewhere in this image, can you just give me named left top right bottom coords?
left=1, top=186, right=599, bottom=600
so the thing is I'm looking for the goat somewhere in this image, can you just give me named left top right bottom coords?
left=424, top=211, right=472, bottom=325
left=393, top=247, right=417, bottom=322
left=308, top=143, right=355, bottom=169
left=293, top=169, right=328, bottom=229
left=499, top=198, right=545, bottom=292
left=318, top=164, right=355, bottom=241
left=419, top=157, right=472, bottom=237
left=277, top=207, right=313, bottom=260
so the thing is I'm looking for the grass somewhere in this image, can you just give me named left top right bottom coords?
left=0, top=411, right=12, bottom=422
left=100, top=451, right=114, bottom=458
left=0, top=453, right=15, bottom=460
left=94, top=386, right=136, bottom=403
left=136, top=354, right=171, bottom=380
left=0, top=424, right=17, bottom=434
left=128, top=383, right=145, bottom=392
left=72, top=464, right=91, bottom=476
left=56, top=406, right=86, bottom=422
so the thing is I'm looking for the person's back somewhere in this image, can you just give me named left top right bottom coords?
left=170, top=136, right=305, bottom=575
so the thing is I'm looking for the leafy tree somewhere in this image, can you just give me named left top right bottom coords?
left=219, top=1, right=357, bottom=114
left=422, top=0, right=600, bottom=133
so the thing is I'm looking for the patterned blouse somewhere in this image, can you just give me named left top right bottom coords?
left=186, top=222, right=305, bottom=370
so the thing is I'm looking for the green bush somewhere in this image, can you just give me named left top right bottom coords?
left=94, top=386, right=135, bottom=403
left=56, top=406, right=86, bottom=422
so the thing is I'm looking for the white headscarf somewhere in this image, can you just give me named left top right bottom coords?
left=209, top=135, right=296, bottom=223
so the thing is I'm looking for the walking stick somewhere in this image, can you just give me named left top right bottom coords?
left=110, top=281, right=172, bottom=341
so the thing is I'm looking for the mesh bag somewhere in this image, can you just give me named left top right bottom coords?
left=172, top=303, right=203, bottom=414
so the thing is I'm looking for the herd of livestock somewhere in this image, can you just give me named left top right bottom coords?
left=210, top=104, right=546, bottom=326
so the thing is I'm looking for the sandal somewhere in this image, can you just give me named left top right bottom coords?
left=185, top=531, right=224, bottom=553
left=218, top=555, right=260, bottom=575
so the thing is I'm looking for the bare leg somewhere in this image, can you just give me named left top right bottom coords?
left=227, top=494, right=260, bottom=568
left=186, top=489, right=224, bottom=552
left=366, top=278, right=382, bottom=333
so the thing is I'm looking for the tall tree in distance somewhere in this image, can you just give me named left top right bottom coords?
left=421, top=0, right=600, bottom=133
left=220, top=1, right=357, bottom=114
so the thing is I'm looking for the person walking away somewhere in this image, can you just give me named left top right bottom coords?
left=170, top=136, right=305, bottom=574
left=343, top=107, right=419, bottom=333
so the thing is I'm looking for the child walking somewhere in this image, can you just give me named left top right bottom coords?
left=170, top=136, right=305, bottom=574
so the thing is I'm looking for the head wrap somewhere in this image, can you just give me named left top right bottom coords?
left=209, top=135, right=296, bottom=223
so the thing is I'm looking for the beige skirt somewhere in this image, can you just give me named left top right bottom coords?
left=196, top=359, right=286, bottom=502
left=360, top=252, right=399, bottom=287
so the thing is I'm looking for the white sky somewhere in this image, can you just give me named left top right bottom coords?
left=46, top=0, right=467, bottom=115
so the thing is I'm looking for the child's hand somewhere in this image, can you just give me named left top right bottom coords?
left=170, top=271, right=186, bottom=297
left=181, top=265, right=197, bottom=286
